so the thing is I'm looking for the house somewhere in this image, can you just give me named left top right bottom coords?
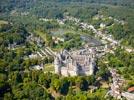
left=32, top=64, right=44, bottom=70
left=52, top=36, right=64, bottom=44
left=100, top=23, right=106, bottom=29
left=128, top=87, right=134, bottom=93
left=29, top=54, right=38, bottom=59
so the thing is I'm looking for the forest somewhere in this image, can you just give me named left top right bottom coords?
left=0, top=0, right=134, bottom=47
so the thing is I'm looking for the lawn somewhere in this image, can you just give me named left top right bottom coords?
left=88, top=88, right=107, bottom=99
left=34, top=30, right=46, bottom=41
left=0, top=20, right=9, bottom=29
left=44, top=63, right=54, bottom=73
left=0, top=20, right=8, bottom=25
left=50, top=28, right=77, bottom=35
left=50, top=27, right=89, bottom=36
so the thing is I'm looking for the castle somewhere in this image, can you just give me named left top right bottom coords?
left=54, top=48, right=96, bottom=76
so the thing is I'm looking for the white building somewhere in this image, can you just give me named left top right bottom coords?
left=32, top=65, right=43, bottom=70
left=100, top=23, right=106, bottom=29
left=29, top=54, right=38, bottom=59
left=54, top=49, right=96, bottom=77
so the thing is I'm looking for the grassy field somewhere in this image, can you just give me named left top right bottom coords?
left=0, top=20, right=9, bottom=29
left=34, top=30, right=46, bottom=41
left=50, top=27, right=90, bottom=36
left=50, top=28, right=77, bottom=35
left=0, top=20, right=8, bottom=25
left=44, top=63, right=54, bottom=73
left=88, top=88, right=107, bottom=99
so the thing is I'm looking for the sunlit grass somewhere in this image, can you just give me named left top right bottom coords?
left=44, top=63, right=54, bottom=72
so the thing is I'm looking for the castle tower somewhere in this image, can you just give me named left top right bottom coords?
left=72, top=61, right=79, bottom=76
left=54, top=55, right=61, bottom=74
left=89, top=57, right=95, bottom=75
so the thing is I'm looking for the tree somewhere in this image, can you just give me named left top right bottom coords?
left=60, top=78, right=70, bottom=95
left=75, top=77, right=88, bottom=90
left=86, top=75, right=95, bottom=85
left=51, top=79, right=62, bottom=92
left=4, top=93, right=13, bottom=100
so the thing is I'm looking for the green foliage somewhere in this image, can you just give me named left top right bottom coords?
left=99, top=48, right=134, bottom=81
left=61, top=32, right=82, bottom=50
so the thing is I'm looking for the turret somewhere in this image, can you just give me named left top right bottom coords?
left=89, top=57, right=95, bottom=75
left=54, top=55, right=61, bottom=74
left=72, top=61, right=79, bottom=76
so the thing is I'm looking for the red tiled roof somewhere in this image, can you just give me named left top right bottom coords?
left=128, top=87, right=134, bottom=92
